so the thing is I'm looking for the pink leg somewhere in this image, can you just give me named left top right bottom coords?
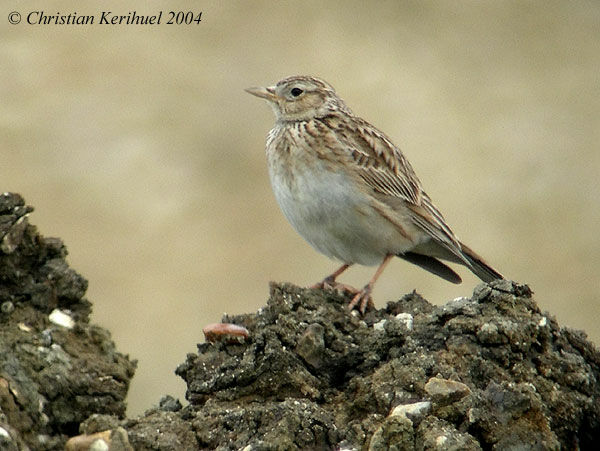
left=311, top=263, right=353, bottom=289
left=347, top=254, right=394, bottom=314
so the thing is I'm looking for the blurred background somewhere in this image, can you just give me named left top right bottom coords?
left=2, top=0, right=598, bottom=415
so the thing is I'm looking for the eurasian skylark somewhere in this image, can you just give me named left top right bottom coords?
left=246, top=75, right=503, bottom=313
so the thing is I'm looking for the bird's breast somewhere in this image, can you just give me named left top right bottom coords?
left=268, top=145, right=359, bottom=230
left=266, top=134, right=416, bottom=265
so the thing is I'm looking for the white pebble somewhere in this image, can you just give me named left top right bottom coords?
left=435, top=435, right=448, bottom=446
left=390, top=401, right=431, bottom=419
left=18, top=322, right=32, bottom=332
left=373, top=319, right=387, bottom=331
left=89, top=439, right=110, bottom=451
left=395, top=313, right=413, bottom=330
left=49, top=309, right=75, bottom=329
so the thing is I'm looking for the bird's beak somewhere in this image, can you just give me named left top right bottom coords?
left=245, top=86, right=277, bottom=101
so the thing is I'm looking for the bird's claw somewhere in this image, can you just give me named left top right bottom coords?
left=312, top=278, right=374, bottom=313
left=347, top=286, right=374, bottom=314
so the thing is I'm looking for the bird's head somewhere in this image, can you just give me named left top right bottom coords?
left=245, top=75, right=349, bottom=122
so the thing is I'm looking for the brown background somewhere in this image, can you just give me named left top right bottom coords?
left=2, top=1, right=599, bottom=415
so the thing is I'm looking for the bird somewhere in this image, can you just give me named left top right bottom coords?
left=246, top=75, right=503, bottom=313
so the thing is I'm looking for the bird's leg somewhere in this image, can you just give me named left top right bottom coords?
left=311, top=263, right=355, bottom=292
left=347, top=254, right=394, bottom=314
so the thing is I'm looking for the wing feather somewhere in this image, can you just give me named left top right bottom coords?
left=320, top=115, right=465, bottom=256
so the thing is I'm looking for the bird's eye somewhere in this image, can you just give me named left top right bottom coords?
left=290, top=87, right=303, bottom=97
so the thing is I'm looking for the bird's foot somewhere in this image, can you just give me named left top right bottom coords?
left=310, top=274, right=335, bottom=290
left=347, top=285, right=374, bottom=314
left=311, top=277, right=361, bottom=297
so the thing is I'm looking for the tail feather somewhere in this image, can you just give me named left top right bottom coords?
left=459, top=242, right=504, bottom=283
left=399, top=240, right=503, bottom=284
left=399, top=252, right=462, bottom=284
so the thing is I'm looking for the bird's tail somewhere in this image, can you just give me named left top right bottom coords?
left=399, top=252, right=462, bottom=284
left=459, top=242, right=504, bottom=283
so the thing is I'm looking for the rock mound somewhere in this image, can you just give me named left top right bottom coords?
left=169, top=281, right=599, bottom=450
left=0, top=193, right=135, bottom=450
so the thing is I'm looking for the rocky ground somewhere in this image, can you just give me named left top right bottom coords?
left=0, top=193, right=135, bottom=450
left=1, top=192, right=599, bottom=450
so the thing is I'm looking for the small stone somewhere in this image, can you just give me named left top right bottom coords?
left=424, top=377, right=471, bottom=405
left=373, top=319, right=387, bottom=331
left=1, top=301, right=14, bottom=314
left=65, top=428, right=132, bottom=451
left=18, top=322, right=32, bottom=332
left=0, top=428, right=16, bottom=451
left=49, top=309, right=75, bottom=329
left=435, top=435, right=448, bottom=446
left=296, top=323, right=326, bottom=369
left=1, top=215, right=29, bottom=254
left=390, top=401, right=431, bottom=423
left=451, top=296, right=469, bottom=303
left=336, top=444, right=358, bottom=451
left=65, top=431, right=111, bottom=451
left=40, top=329, right=53, bottom=346
left=417, top=416, right=481, bottom=450
left=394, top=313, right=413, bottom=331
left=202, top=323, right=249, bottom=343
left=89, top=439, right=109, bottom=451
left=477, top=322, right=505, bottom=344
left=159, top=395, right=182, bottom=412
left=472, top=283, right=492, bottom=302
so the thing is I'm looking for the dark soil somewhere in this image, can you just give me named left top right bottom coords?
left=0, top=193, right=135, bottom=450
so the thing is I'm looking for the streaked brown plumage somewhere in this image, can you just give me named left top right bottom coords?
left=246, top=75, right=503, bottom=312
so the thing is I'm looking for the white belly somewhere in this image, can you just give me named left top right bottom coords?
left=268, top=158, right=416, bottom=266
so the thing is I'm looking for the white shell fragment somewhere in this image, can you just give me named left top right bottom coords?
left=18, top=323, right=32, bottom=332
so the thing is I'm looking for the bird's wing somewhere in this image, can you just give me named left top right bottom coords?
left=325, top=116, right=467, bottom=262
left=405, top=193, right=464, bottom=256
left=342, top=119, right=423, bottom=205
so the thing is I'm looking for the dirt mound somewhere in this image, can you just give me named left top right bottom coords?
left=0, top=193, right=135, bottom=450
left=168, top=281, right=599, bottom=449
